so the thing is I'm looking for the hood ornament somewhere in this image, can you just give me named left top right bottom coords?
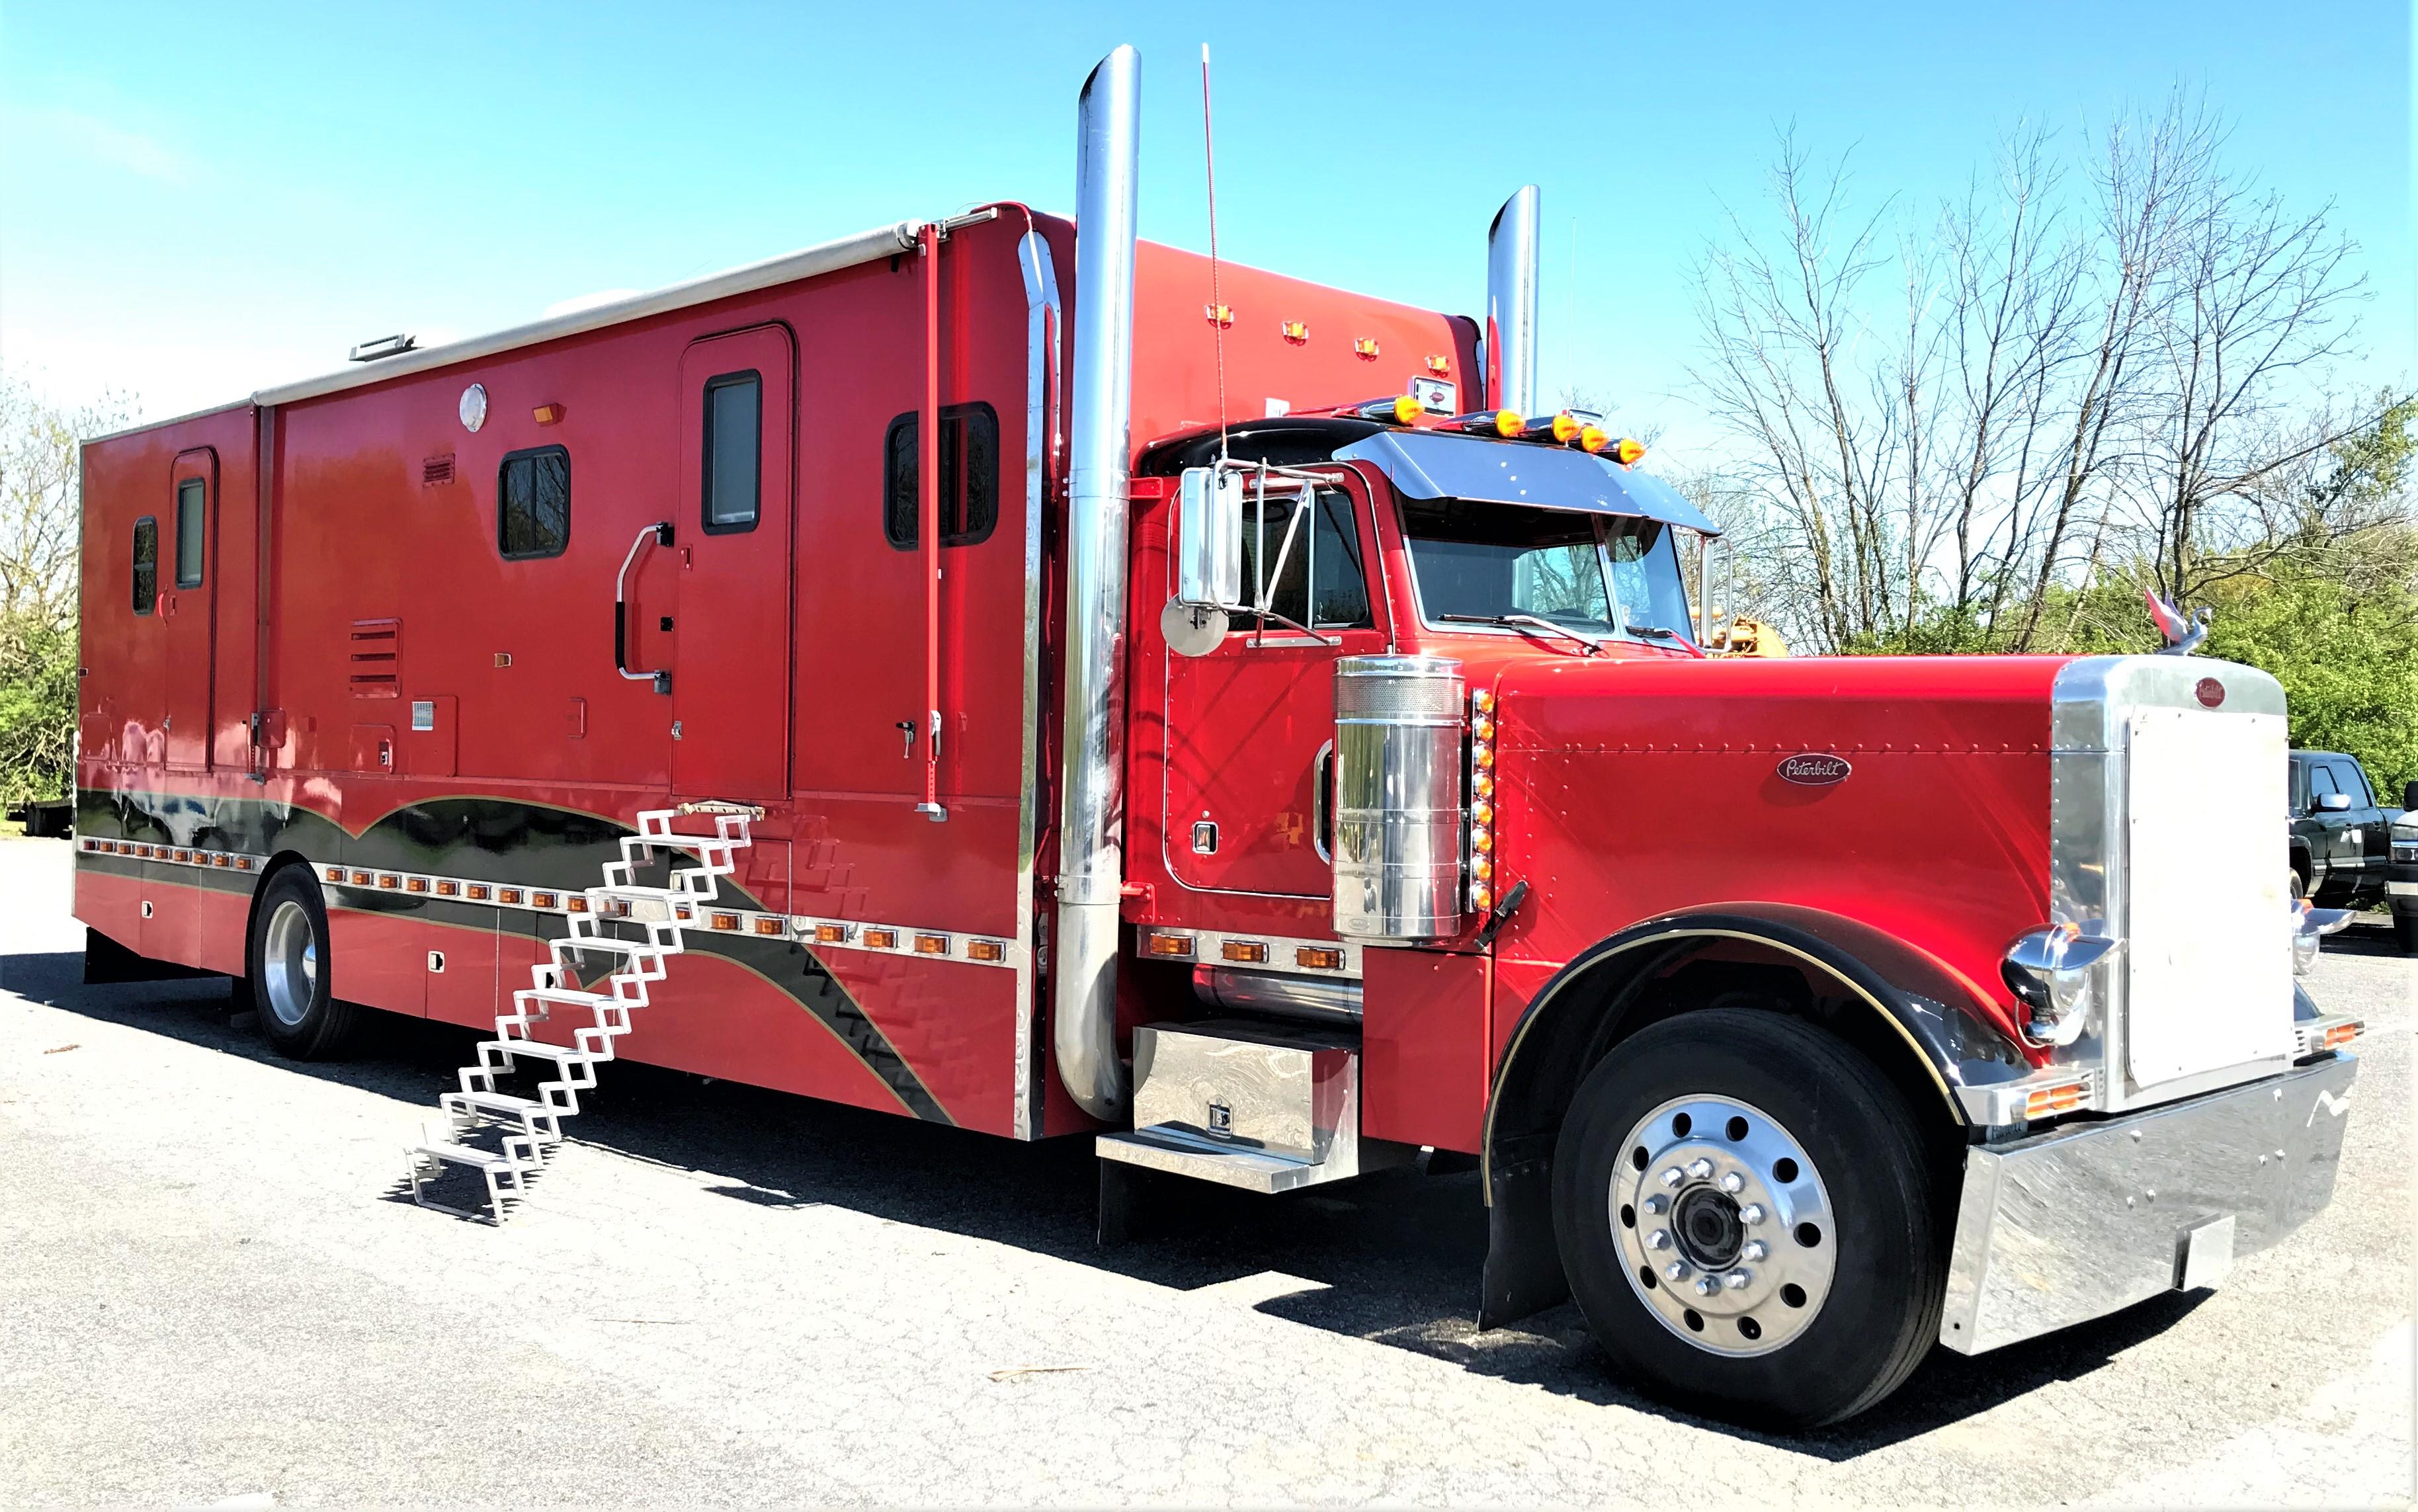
left=2145, top=589, right=2210, bottom=656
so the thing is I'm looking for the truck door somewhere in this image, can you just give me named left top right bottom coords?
left=1161, top=472, right=1388, bottom=897
left=162, top=449, right=218, bottom=769
left=671, top=325, right=794, bottom=802
left=2331, top=756, right=2387, bottom=897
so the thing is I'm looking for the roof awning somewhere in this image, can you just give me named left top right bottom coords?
left=1333, top=429, right=1720, bottom=536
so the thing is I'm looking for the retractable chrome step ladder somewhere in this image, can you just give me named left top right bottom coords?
left=405, top=806, right=753, bottom=1221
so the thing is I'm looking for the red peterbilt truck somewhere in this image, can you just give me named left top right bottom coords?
left=73, top=46, right=2364, bottom=1427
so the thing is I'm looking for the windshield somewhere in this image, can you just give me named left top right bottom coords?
left=1399, top=497, right=1694, bottom=645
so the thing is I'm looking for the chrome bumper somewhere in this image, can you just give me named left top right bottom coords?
left=1940, top=1052, right=2358, bottom=1354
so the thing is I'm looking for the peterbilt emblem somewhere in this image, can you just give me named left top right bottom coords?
left=1777, top=753, right=1853, bottom=786
left=2195, top=677, right=2226, bottom=708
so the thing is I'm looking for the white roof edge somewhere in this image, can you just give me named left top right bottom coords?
left=255, top=220, right=923, bottom=407
left=88, top=218, right=928, bottom=444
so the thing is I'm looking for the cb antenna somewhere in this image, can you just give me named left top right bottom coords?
left=1202, top=42, right=1228, bottom=460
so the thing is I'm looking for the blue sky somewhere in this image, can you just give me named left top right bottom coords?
left=3, top=1, right=2407, bottom=463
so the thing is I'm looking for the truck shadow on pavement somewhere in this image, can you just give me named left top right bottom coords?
left=14, top=948, right=2207, bottom=1458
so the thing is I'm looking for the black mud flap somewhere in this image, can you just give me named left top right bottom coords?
left=1478, top=1155, right=1569, bottom=1329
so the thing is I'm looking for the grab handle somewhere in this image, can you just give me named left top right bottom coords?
left=616, top=522, right=674, bottom=694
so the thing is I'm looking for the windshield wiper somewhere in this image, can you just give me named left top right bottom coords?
left=1626, top=622, right=1687, bottom=643
left=1439, top=612, right=1605, bottom=655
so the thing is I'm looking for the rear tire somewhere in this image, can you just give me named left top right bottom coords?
left=247, top=866, right=359, bottom=1059
left=1552, top=1007, right=1945, bottom=1430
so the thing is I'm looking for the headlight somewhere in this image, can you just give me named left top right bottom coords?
left=2394, top=840, right=2418, bottom=864
left=2003, top=923, right=2118, bottom=1047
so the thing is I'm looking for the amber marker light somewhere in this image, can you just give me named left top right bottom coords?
left=467, top=884, right=491, bottom=901
left=532, top=403, right=565, bottom=425
left=1296, top=945, right=1344, bottom=970
left=1473, top=689, right=1495, bottom=714
left=1204, top=304, right=1235, bottom=327
left=407, top=877, right=430, bottom=894
left=1425, top=354, right=1451, bottom=374
left=352, top=870, right=373, bottom=885
left=378, top=873, right=399, bottom=889
left=2024, top=1081, right=2087, bottom=1118
left=1473, top=855, right=1495, bottom=882
left=1577, top=425, right=1611, bottom=454
left=499, top=888, right=523, bottom=905
left=1612, top=437, right=1646, bottom=465
left=1355, top=394, right=1423, bottom=425
left=1221, top=940, right=1270, bottom=964
left=567, top=896, right=589, bottom=913
left=754, top=917, right=785, bottom=937
left=532, top=892, right=558, bottom=909
left=1524, top=412, right=1584, bottom=444
left=863, top=928, right=897, bottom=950
left=967, top=939, right=1006, bottom=963
left=914, top=934, right=949, bottom=955
left=1142, top=931, right=1195, bottom=958
left=1280, top=319, right=1308, bottom=342
left=709, top=911, right=740, bottom=931
left=1353, top=337, right=1380, bottom=358
left=814, top=923, right=849, bottom=945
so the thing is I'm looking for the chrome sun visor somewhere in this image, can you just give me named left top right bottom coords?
left=1333, top=429, right=1720, bottom=535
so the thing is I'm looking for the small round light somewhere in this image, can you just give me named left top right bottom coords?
left=1472, top=716, right=1495, bottom=740
left=1472, top=855, right=1493, bottom=880
left=1471, top=884, right=1492, bottom=909
left=1474, top=747, right=1494, bottom=769
left=1392, top=394, right=1421, bottom=425
left=1472, top=771, right=1494, bottom=796
left=1473, top=689, right=1495, bottom=713
left=459, top=383, right=489, bottom=433
left=1577, top=425, right=1610, bottom=454
left=1491, top=408, right=1521, bottom=437
left=1548, top=412, right=1582, bottom=443
left=1613, top=437, right=1646, bottom=465
left=1472, top=800, right=1493, bottom=825
left=1472, top=828, right=1493, bottom=853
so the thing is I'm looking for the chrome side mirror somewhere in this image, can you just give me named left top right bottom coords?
left=1175, top=467, right=1244, bottom=609
left=2317, top=792, right=2352, bottom=813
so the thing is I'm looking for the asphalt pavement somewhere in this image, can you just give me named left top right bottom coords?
left=1, top=836, right=2409, bottom=1506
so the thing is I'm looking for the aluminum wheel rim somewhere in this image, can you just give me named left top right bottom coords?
left=1610, top=1093, right=1836, bottom=1357
left=261, top=899, right=319, bottom=1028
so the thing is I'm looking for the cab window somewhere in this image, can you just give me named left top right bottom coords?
left=2309, top=765, right=2341, bottom=810
left=132, top=517, right=157, bottom=614
left=1237, top=484, right=1372, bottom=630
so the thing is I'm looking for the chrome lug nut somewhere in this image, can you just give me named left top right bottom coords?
left=1659, top=1167, right=1685, bottom=1189
left=1694, top=1276, right=1719, bottom=1296
left=1718, top=1171, right=1744, bottom=1194
left=1739, top=1203, right=1766, bottom=1224
left=1685, top=1157, right=1714, bottom=1181
left=1664, top=1261, right=1690, bottom=1282
left=1724, top=1270, right=1751, bottom=1290
left=1646, top=1230, right=1672, bottom=1251
left=1643, top=1195, right=1668, bottom=1215
left=1741, top=1239, right=1768, bottom=1262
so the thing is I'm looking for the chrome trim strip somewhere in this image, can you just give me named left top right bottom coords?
left=1014, top=223, right=1063, bottom=1138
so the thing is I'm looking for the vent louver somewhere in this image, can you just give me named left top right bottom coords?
left=423, top=454, right=456, bottom=487
left=349, top=618, right=401, bottom=698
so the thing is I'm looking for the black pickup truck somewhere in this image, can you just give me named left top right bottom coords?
left=2288, top=749, right=2412, bottom=950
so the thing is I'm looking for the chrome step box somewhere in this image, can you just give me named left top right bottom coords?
left=1097, top=1019, right=1392, bottom=1194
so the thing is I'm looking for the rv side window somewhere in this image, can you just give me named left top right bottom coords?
left=701, top=370, right=761, bottom=533
left=132, top=517, right=157, bottom=614
left=883, top=402, right=999, bottom=549
left=498, top=446, right=571, bottom=560
left=175, top=478, right=206, bottom=588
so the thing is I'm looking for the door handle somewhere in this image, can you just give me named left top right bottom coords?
left=1312, top=739, right=1335, bottom=862
left=614, top=521, right=674, bottom=694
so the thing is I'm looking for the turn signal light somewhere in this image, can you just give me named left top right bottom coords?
left=2322, top=1021, right=2360, bottom=1049
left=2023, top=1081, right=2089, bottom=1119
left=1143, top=931, right=1195, bottom=958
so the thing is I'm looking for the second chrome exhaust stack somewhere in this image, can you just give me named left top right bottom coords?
left=1485, top=185, right=1542, bottom=415
left=1052, top=44, right=1142, bottom=1122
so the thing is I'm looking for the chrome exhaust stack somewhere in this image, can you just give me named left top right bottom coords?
left=1052, top=44, right=1142, bottom=1122
left=1484, top=185, right=1542, bottom=415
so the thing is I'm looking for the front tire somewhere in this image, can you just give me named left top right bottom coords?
left=1552, top=1007, right=1946, bottom=1429
left=247, top=866, right=359, bottom=1059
